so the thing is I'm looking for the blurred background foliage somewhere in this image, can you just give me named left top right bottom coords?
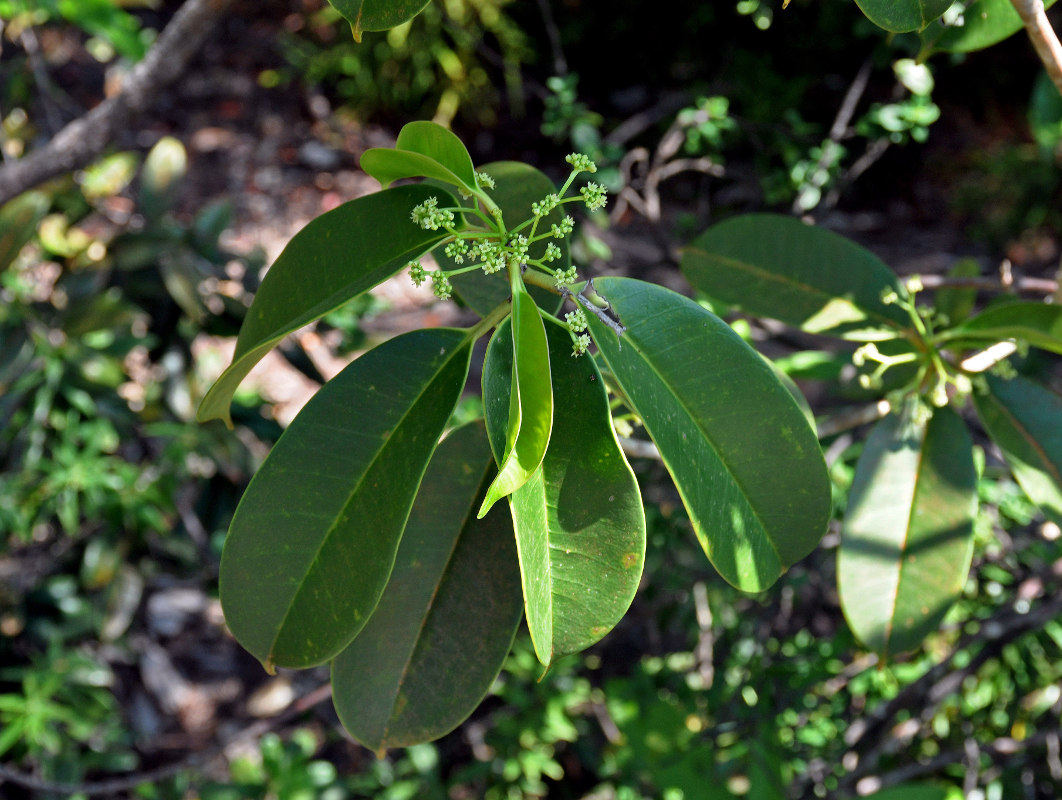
left=0, top=0, right=1060, bottom=798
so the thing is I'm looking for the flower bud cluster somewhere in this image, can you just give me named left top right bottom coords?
left=411, top=197, right=456, bottom=231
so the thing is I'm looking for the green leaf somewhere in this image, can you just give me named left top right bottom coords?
left=862, top=784, right=957, bottom=800
left=837, top=404, right=977, bottom=656
left=585, top=277, right=831, bottom=592
left=478, top=290, right=553, bottom=517
left=330, top=422, right=522, bottom=751
left=854, top=0, right=952, bottom=32
left=219, top=328, right=473, bottom=671
left=974, top=374, right=1062, bottom=525
left=197, top=185, right=455, bottom=427
left=681, top=214, right=909, bottom=340
left=940, top=302, right=1062, bottom=355
left=933, top=257, right=980, bottom=326
left=0, top=191, right=48, bottom=273
left=444, top=161, right=568, bottom=317
left=326, top=0, right=432, bottom=41
left=361, top=121, right=477, bottom=195
left=921, top=0, right=1059, bottom=55
left=483, top=316, right=645, bottom=667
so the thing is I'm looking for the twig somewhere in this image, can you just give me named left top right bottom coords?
left=914, top=272, right=1059, bottom=295
left=0, top=0, right=234, bottom=207
left=0, top=682, right=333, bottom=797
left=1010, top=0, right=1062, bottom=96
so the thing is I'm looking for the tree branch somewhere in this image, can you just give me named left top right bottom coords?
left=1011, top=0, right=1062, bottom=96
left=0, top=0, right=233, bottom=207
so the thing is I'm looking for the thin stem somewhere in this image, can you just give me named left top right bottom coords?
left=1010, top=0, right=1062, bottom=96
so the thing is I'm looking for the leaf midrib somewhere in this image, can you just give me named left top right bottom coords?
left=267, top=334, right=470, bottom=662
left=685, top=248, right=905, bottom=332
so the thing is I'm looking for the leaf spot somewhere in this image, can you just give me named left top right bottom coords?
left=622, top=552, right=639, bottom=568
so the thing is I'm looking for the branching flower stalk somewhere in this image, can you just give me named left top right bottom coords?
left=405, top=153, right=608, bottom=354
left=855, top=278, right=977, bottom=413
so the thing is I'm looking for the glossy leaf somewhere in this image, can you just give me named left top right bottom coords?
left=479, top=290, right=553, bottom=517
left=219, top=328, right=473, bottom=671
left=854, top=0, right=951, bottom=31
left=838, top=405, right=977, bottom=656
left=920, top=0, right=1059, bottom=55
left=326, top=0, right=432, bottom=41
left=974, top=374, right=1062, bottom=524
left=940, top=301, right=1062, bottom=355
left=444, top=161, right=568, bottom=317
left=585, top=277, right=831, bottom=591
left=331, top=422, right=522, bottom=751
left=682, top=214, right=909, bottom=340
left=197, top=185, right=455, bottom=427
left=483, top=316, right=645, bottom=667
left=361, top=121, right=477, bottom=195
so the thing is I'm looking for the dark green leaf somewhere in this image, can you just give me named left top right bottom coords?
left=444, top=161, right=568, bottom=317
left=586, top=277, right=831, bottom=591
left=838, top=404, right=977, bottom=656
left=197, top=185, right=455, bottom=427
left=933, top=257, right=980, bottom=327
left=681, top=214, right=909, bottom=340
left=974, top=374, right=1062, bottom=524
left=483, top=316, right=645, bottom=667
left=862, top=784, right=955, bottom=800
left=219, top=328, right=473, bottom=671
left=940, top=301, right=1062, bottom=355
left=0, top=191, right=48, bottom=273
left=854, top=0, right=952, bottom=31
left=921, top=0, right=1059, bottom=54
left=331, top=422, right=522, bottom=751
left=479, top=290, right=553, bottom=516
left=326, top=0, right=432, bottom=41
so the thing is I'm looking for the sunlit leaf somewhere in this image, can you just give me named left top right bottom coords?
left=0, top=191, right=49, bottom=272
left=331, top=422, right=522, bottom=751
left=484, top=316, right=645, bottom=667
left=197, top=185, right=455, bottom=428
left=586, top=277, right=831, bottom=591
left=682, top=214, right=909, bottom=340
left=479, top=290, right=553, bottom=516
left=920, top=0, right=1059, bottom=55
left=974, top=374, right=1062, bottom=524
left=361, top=121, right=477, bottom=195
left=838, top=404, right=977, bottom=656
left=220, top=328, right=473, bottom=671
left=940, top=301, right=1062, bottom=355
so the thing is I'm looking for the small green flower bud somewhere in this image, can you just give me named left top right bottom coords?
left=543, top=242, right=562, bottom=262
left=580, top=182, right=608, bottom=211
left=475, top=171, right=496, bottom=190
left=565, top=153, right=597, bottom=174
left=565, top=308, right=588, bottom=333
left=571, top=333, right=592, bottom=357
left=408, top=260, right=427, bottom=287
left=551, top=216, right=575, bottom=239
left=444, top=239, right=469, bottom=264
left=553, top=266, right=578, bottom=289
left=432, top=272, right=453, bottom=300
left=532, top=193, right=561, bottom=218
left=411, top=197, right=455, bottom=231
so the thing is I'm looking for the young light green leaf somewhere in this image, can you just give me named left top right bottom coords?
left=219, top=328, right=473, bottom=672
left=444, top=161, right=568, bottom=317
left=681, top=214, right=909, bottom=341
left=326, top=0, right=431, bottom=41
left=974, top=374, right=1062, bottom=525
left=838, top=404, right=977, bottom=656
left=920, top=0, right=1059, bottom=55
left=585, top=277, right=831, bottom=592
left=483, top=316, right=645, bottom=668
left=361, top=121, right=478, bottom=196
left=331, top=422, right=522, bottom=751
left=940, top=302, right=1062, bottom=355
left=478, top=290, right=553, bottom=517
left=197, top=185, right=455, bottom=428
left=854, top=0, right=952, bottom=32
